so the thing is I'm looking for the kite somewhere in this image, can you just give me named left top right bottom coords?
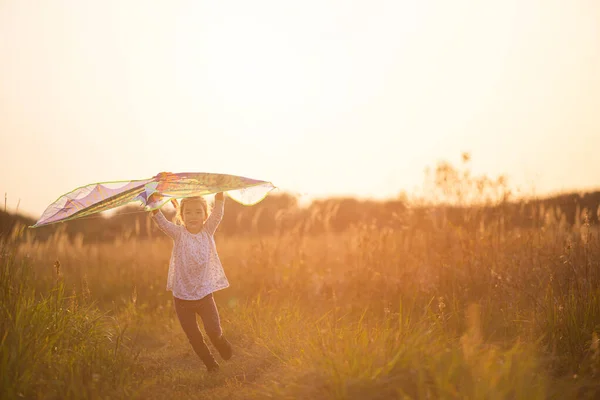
left=31, top=172, right=275, bottom=228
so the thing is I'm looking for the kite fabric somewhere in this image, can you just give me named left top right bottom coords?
left=31, top=172, right=275, bottom=228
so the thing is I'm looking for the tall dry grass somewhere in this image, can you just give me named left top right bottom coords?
left=0, top=238, right=141, bottom=399
left=3, top=200, right=600, bottom=398
left=3, top=158, right=600, bottom=398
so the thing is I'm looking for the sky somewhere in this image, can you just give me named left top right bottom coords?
left=1, top=0, right=599, bottom=218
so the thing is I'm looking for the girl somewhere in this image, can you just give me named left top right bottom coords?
left=149, top=191, right=232, bottom=372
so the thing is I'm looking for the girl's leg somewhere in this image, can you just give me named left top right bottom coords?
left=198, top=293, right=232, bottom=360
left=173, top=297, right=219, bottom=371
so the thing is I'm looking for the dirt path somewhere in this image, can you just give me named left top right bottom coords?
left=133, top=329, right=281, bottom=400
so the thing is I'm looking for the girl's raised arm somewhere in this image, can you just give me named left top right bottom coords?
left=204, top=192, right=224, bottom=235
left=151, top=210, right=181, bottom=239
left=148, top=193, right=181, bottom=239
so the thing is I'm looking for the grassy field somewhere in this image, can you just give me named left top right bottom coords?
left=2, top=204, right=600, bottom=399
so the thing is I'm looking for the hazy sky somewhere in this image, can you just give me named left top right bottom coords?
left=1, top=0, right=599, bottom=218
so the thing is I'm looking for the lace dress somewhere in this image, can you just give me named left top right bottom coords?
left=152, top=200, right=229, bottom=300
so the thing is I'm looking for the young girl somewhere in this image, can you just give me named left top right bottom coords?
left=149, top=191, right=232, bottom=372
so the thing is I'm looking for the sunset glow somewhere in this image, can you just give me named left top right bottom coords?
left=1, top=1, right=599, bottom=218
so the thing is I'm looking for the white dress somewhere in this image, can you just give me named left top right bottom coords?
left=152, top=200, right=229, bottom=300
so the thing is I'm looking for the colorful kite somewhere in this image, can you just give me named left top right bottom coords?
left=31, top=172, right=275, bottom=228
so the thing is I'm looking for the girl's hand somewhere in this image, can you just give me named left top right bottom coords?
left=147, top=193, right=164, bottom=215
left=148, top=192, right=163, bottom=204
left=215, top=192, right=224, bottom=201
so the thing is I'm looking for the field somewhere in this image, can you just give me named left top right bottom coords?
left=2, top=198, right=600, bottom=400
left=3, top=1, right=600, bottom=397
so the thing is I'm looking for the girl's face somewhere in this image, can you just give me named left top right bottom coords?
left=182, top=199, right=206, bottom=233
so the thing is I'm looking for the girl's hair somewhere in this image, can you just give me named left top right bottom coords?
left=173, top=196, right=210, bottom=226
